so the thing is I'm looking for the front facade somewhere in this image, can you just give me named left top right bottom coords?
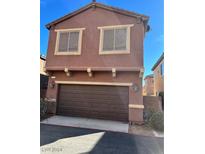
left=152, top=53, right=164, bottom=96
left=45, top=2, right=149, bottom=123
left=143, top=74, right=154, bottom=96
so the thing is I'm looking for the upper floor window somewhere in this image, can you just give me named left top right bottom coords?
left=98, top=24, right=134, bottom=55
left=160, top=63, right=164, bottom=76
left=54, top=28, right=85, bottom=55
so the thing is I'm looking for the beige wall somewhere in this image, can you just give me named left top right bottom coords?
left=142, top=85, right=146, bottom=95
left=153, top=59, right=164, bottom=96
left=40, top=58, right=47, bottom=75
left=143, top=96, right=162, bottom=112
left=144, top=77, right=154, bottom=96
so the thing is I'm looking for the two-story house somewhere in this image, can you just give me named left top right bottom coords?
left=45, top=2, right=149, bottom=123
left=152, top=53, right=164, bottom=96
left=152, top=52, right=164, bottom=110
left=143, top=74, right=154, bottom=96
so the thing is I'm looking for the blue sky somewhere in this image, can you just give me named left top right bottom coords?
left=40, top=0, right=164, bottom=77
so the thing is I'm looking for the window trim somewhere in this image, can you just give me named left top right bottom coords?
left=98, top=24, right=134, bottom=55
left=54, top=28, right=85, bottom=55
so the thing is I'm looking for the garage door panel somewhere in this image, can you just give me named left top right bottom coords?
left=58, top=108, right=127, bottom=117
left=59, top=92, right=128, bottom=100
left=57, top=84, right=129, bottom=122
left=58, top=110, right=94, bottom=119
left=60, top=85, right=127, bottom=92
left=58, top=108, right=90, bottom=114
left=60, top=96, right=128, bottom=102
left=60, top=88, right=128, bottom=96
left=90, top=103, right=127, bottom=110
left=58, top=107, right=127, bottom=116
left=58, top=98, right=128, bottom=107
left=59, top=103, right=126, bottom=113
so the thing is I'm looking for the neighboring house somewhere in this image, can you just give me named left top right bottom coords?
left=152, top=53, right=164, bottom=96
left=143, top=74, right=154, bottom=96
left=142, top=85, right=146, bottom=96
left=45, top=2, right=149, bottom=123
left=40, top=55, right=48, bottom=98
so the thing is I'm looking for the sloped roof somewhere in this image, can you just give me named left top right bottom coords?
left=152, top=53, right=164, bottom=71
left=46, top=2, right=149, bottom=30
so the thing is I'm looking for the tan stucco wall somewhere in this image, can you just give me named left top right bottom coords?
left=142, top=85, right=146, bottom=95
left=143, top=96, right=162, bottom=112
left=153, top=59, right=164, bottom=96
left=40, top=58, right=47, bottom=75
left=144, top=77, right=154, bottom=96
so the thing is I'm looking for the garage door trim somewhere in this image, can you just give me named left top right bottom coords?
left=55, top=81, right=132, bottom=86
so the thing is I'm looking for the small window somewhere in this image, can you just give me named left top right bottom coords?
left=98, top=24, right=133, bottom=54
left=55, top=28, right=85, bottom=55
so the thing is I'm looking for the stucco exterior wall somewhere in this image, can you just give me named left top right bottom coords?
left=45, top=7, right=144, bottom=69
left=144, top=77, right=154, bottom=96
left=143, top=96, right=162, bottom=112
left=46, top=71, right=144, bottom=123
left=45, top=6, right=146, bottom=123
left=153, top=59, right=164, bottom=96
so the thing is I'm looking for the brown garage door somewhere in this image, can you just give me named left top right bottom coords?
left=57, top=84, right=129, bottom=122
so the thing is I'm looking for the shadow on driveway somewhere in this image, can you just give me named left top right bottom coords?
left=41, top=124, right=163, bottom=154
left=41, top=124, right=101, bottom=146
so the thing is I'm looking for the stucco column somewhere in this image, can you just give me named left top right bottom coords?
left=46, top=78, right=58, bottom=114
left=128, top=78, right=144, bottom=124
left=46, top=78, right=58, bottom=99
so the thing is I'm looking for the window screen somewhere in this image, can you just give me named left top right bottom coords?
left=102, top=28, right=127, bottom=51
left=58, top=31, right=79, bottom=52
left=103, top=29, right=114, bottom=51
left=69, top=32, right=79, bottom=51
left=115, top=28, right=127, bottom=50
left=58, top=32, right=69, bottom=52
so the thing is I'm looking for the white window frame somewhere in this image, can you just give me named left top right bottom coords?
left=98, top=24, right=134, bottom=55
left=54, top=28, right=85, bottom=55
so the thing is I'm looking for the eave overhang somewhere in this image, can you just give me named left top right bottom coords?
left=45, top=2, right=150, bottom=32
left=45, top=66, right=144, bottom=72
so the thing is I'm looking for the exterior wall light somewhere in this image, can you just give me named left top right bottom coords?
left=132, top=83, right=139, bottom=92
left=49, top=81, right=55, bottom=89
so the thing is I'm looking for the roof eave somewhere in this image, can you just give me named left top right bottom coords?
left=45, top=2, right=149, bottom=30
left=151, top=53, right=164, bottom=71
left=46, top=3, right=93, bottom=30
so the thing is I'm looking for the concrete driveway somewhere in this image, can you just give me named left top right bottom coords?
left=41, top=124, right=164, bottom=154
left=41, top=115, right=128, bottom=133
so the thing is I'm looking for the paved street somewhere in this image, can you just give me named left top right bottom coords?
left=41, top=124, right=163, bottom=154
